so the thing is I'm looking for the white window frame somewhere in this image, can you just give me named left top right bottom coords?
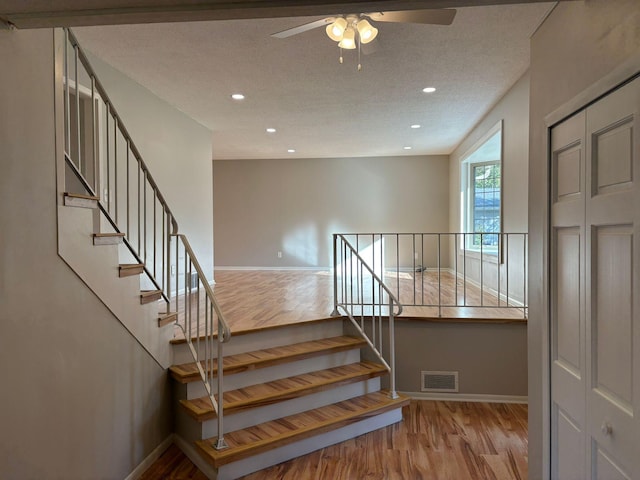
left=460, top=120, right=503, bottom=253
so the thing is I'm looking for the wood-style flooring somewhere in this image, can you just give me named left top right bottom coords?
left=172, top=270, right=526, bottom=340
left=144, top=400, right=528, bottom=479
left=139, top=443, right=208, bottom=480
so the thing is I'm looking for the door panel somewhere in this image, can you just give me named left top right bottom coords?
left=592, top=226, right=633, bottom=407
left=555, top=227, right=582, bottom=375
left=556, top=145, right=582, bottom=199
left=593, top=120, right=633, bottom=193
left=554, top=406, right=586, bottom=480
left=551, top=76, right=640, bottom=480
left=593, top=446, right=630, bottom=480
left=550, top=112, right=587, bottom=479
left=585, top=77, right=639, bottom=479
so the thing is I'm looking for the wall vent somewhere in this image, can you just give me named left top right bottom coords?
left=187, top=272, right=199, bottom=291
left=421, top=371, right=459, bottom=393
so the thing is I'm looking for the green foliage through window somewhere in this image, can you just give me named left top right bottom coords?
left=461, top=123, right=502, bottom=249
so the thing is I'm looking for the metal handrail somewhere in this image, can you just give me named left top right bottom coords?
left=173, top=234, right=230, bottom=450
left=333, top=235, right=403, bottom=317
left=332, top=234, right=401, bottom=399
left=64, top=154, right=170, bottom=297
left=63, top=28, right=177, bottom=305
left=61, top=28, right=231, bottom=449
left=65, top=29, right=178, bottom=234
left=334, top=232, right=528, bottom=318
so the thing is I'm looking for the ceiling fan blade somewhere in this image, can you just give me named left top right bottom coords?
left=368, top=9, right=456, bottom=26
left=271, top=17, right=333, bottom=38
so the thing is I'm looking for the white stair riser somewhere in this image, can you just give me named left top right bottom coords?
left=171, top=319, right=344, bottom=365
left=93, top=235, right=124, bottom=246
left=64, top=195, right=98, bottom=209
left=185, top=349, right=361, bottom=399
left=175, top=377, right=382, bottom=442
left=176, top=376, right=378, bottom=442
left=217, top=408, right=404, bottom=480
left=203, top=377, right=381, bottom=438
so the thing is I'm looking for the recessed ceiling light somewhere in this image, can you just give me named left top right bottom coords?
left=231, top=93, right=245, bottom=100
left=422, top=87, right=436, bottom=93
left=410, top=124, right=421, bottom=129
left=403, top=146, right=412, bottom=150
left=287, top=149, right=296, bottom=153
left=266, top=128, right=276, bottom=133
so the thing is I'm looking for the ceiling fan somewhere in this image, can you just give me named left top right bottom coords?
left=271, top=9, right=456, bottom=70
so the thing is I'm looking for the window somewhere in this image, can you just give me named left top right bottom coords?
left=461, top=121, right=502, bottom=250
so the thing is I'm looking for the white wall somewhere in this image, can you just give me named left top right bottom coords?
left=449, top=71, right=530, bottom=233
left=528, top=2, right=640, bottom=479
left=79, top=45, right=215, bottom=280
left=449, top=73, right=529, bottom=304
left=350, top=320, right=527, bottom=397
left=213, top=155, right=449, bottom=268
left=0, top=29, right=171, bottom=479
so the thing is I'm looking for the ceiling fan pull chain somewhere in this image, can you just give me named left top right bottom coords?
left=357, top=36, right=362, bottom=71
left=339, top=46, right=344, bottom=64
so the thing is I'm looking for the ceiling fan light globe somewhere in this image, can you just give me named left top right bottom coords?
left=338, top=26, right=356, bottom=49
left=356, top=19, right=378, bottom=44
left=326, top=17, right=347, bottom=41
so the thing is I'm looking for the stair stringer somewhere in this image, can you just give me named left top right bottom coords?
left=57, top=204, right=173, bottom=367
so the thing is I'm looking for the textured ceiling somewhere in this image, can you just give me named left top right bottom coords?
left=74, top=2, right=555, bottom=160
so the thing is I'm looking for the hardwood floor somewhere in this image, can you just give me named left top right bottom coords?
left=171, top=270, right=526, bottom=340
left=145, top=400, right=528, bottom=479
left=139, top=444, right=208, bottom=480
left=159, top=271, right=528, bottom=478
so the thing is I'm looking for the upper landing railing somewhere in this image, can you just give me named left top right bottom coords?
left=60, top=28, right=230, bottom=450
left=332, top=234, right=402, bottom=399
left=334, top=232, right=528, bottom=319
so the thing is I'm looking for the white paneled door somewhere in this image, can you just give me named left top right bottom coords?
left=551, top=77, right=639, bottom=479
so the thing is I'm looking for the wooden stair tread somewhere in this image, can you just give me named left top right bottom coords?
left=169, top=335, right=366, bottom=384
left=119, top=263, right=145, bottom=277
left=140, top=289, right=162, bottom=304
left=93, top=232, right=126, bottom=238
left=196, top=391, right=409, bottom=467
left=158, top=312, right=177, bottom=327
left=120, top=263, right=144, bottom=269
left=93, top=232, right=126, bottom=246
left=180, top=361, right=387, bottom=420
left=64, top=192, right=99, bottom=201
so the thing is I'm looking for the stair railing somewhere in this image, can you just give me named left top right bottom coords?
left=335, top=232, right=528, bottom=318
left=60, top=28, right=231, bottom=449
left=172, top=234, right=230, bottom=450
left=332, top=234, right=402, bottom=399
left=62, top=28, right=175, bottom=305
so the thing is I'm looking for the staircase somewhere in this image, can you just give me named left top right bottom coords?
left=169, top=321, right=409, bottom=480
left=58, top=192, right=175, bottom=366
left=57, top=27, right=408, bottom=480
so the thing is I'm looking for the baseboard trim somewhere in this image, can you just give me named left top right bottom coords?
left=214, top=266, right=330, bottom=272
left=452, top=268, right=526, bottom=308
left=124, top=434, right=174, bottom=480
left=402, top=391, right=528, bottom=404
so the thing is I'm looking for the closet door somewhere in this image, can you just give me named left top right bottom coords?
left=585, top=77, right=640, bottom=479
left=550, top=111, right=588, bottom=480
